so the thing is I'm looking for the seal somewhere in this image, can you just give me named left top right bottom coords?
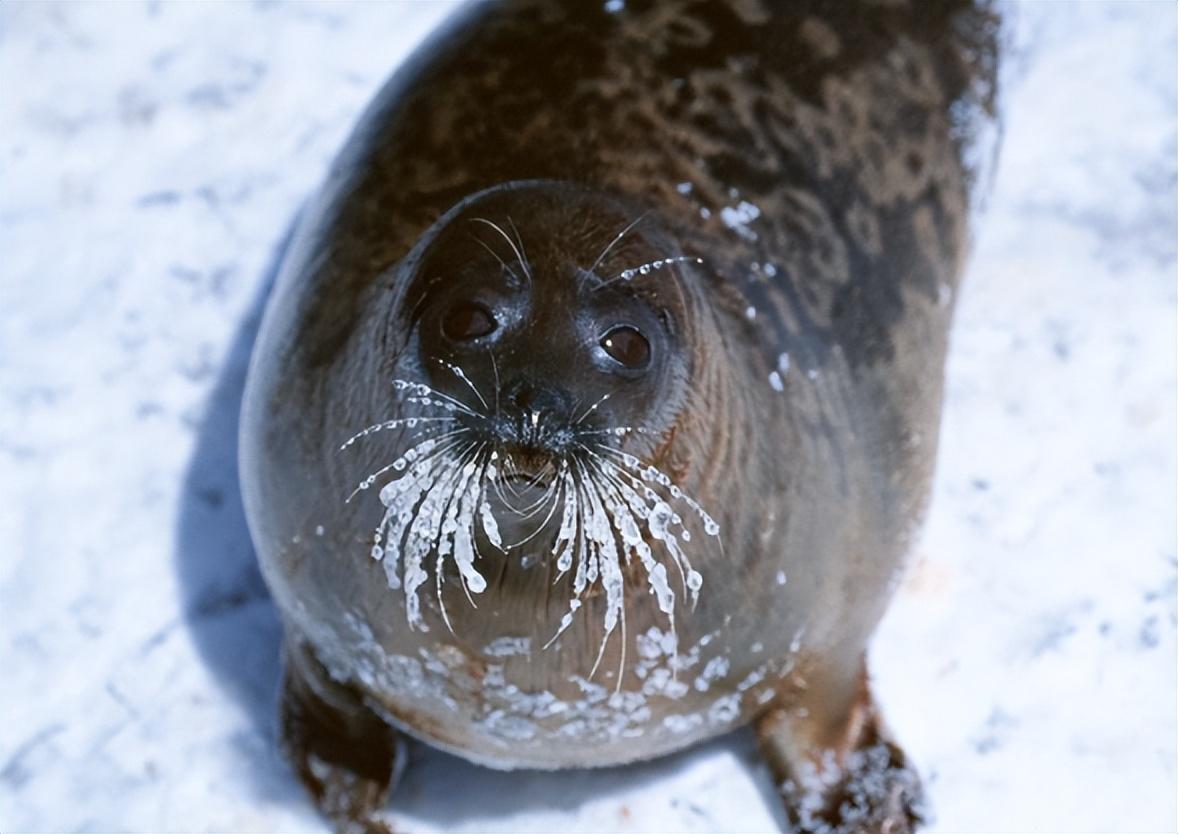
left=238, top=2, right=999, bottom=831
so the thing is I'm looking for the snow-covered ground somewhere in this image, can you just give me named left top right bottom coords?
left=1, top=3, right=1174, bottom=832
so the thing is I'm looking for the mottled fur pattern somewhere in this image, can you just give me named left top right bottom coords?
left=239, top=1, right=999, bottom=831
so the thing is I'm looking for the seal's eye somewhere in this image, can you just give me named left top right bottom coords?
left=600, top=325, right=650, bottom=369
left=442, top=301, right=496, bottom=341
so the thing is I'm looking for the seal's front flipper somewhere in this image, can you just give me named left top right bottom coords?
left=279, top=639, right=402, bottom=834
left=755, top=658, right=924, bottom=833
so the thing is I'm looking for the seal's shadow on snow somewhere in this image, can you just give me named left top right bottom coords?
left=174, top=217, right=295, bottom=802
left=174, top=217, right=787, bottom=828
left=395, top=727, right=786, bottom=831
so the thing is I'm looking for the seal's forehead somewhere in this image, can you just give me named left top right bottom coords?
left=417, top=179, right=692, bottom=287
left=456, top=185, right=643, bottom=260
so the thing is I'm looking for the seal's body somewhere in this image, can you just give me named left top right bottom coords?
left=240, top=1, right=998, bottom=830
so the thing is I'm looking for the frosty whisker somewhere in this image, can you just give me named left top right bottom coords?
left=345, top=430, right=470, bottom=503
left=588, top=445, right=710, bottom=603
left=596, top=255, right=705, bottom=289
left=339, top=416, right=457, bottom=451
left=583, top=449, right=692, bottom=605
left=572, top=455, right=625, bottom=683
left=436, top=358, right=489, bottom=412
left=574, top=391, right=611, bottom=425
left=433, top=443, right=484, bottom=633
left=573, top=425, right=649, bottom=439
left=587, top=211, right=649, bottom=276
left=392, top=378, right=481, bottom=418
left=452, top=452, right=490, bottom=607
left=592, top=442, right=721, bottom=541
left=586, top=450, right=681, bottom=678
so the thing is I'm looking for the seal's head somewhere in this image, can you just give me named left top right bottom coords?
left=355, top=181, right=723, bottom=652
left=407, top=181, right=699, bottom=469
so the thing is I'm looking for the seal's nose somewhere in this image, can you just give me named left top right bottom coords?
left=504, top=380, right=573, bottom=423
left=500, top=380, right=574, bottom=448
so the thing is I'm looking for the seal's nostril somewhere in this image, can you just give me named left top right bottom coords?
left=504, top=380, right=574, bottom=426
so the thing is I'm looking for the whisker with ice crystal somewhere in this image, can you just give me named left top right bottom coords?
left=346, top=430, right=470, bottom=503
left=584, top=450, right=685, bottom=679
left=574, top=392, right=611, bottom=426
left=339, top=415, right=456, bottom=451
left=586, top=446, right=709, bottom=606
left=399, top=442, right=477, bottom=630
left=592, top=442, right=721, bottom=540
left=587, top=211, right=649, bottom=276
left=369, top=438, right=471, bottom=592
left=392, top=379, right=481, bottom=419
left=432, top=443, right=487, bottom=633
left=571, top=455, right=627, bottom=686
left=543, top=464, right=591, bottom=647
left=573, top=426, right=649, bottom=439
left=436, top=358, right=489, bottom=412
left=584, top=450, right=695, bottom=614
left=595, top=255, right=705, bottom=290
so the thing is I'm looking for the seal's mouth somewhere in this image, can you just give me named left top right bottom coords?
left=504, top=470, right=551, bottom=493
left=499, top=446, right=559, bottom=492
